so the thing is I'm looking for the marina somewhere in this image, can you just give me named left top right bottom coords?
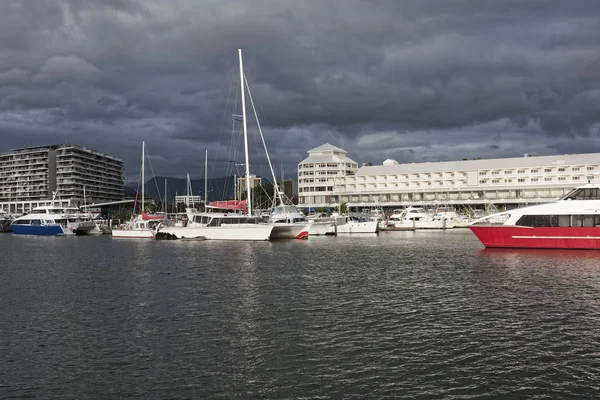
left=3, top=230, right=600, bottom=398
left=3, top=1, right=600, bottom=396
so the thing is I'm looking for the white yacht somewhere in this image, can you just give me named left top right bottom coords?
left=333, top=213, right=379, bottom=234
left=307, top=213, right=336, bottom=235
left=386, top=207, right=454, bottom=229
left=268, top=205, right=313, bottom=239
left=11, top=205, right=96, bottom=236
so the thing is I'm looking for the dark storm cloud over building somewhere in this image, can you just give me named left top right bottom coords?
left=2, top=0, right=600, bottom=182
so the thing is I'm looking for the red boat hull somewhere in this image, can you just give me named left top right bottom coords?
left=470, top=225, right=600, bottom=249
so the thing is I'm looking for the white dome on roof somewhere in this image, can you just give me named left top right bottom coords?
left=383, top=159, right=398, bottom=166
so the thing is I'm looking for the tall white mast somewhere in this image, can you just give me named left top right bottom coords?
left=141, top=141, right=145, bottom=215
left=244, top=73, right=284, bottom=206
left=204, top=149, right=208, bottom=207
left=186, top=172, right=191, bottom=207
left=164, top=179, right=167, bottom=214
left=239, top=48, right=252, bottom=216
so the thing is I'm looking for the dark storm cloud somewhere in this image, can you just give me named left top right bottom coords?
left=2, top=0, right=600, bottom=182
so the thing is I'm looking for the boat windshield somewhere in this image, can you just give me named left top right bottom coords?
left=562, top=188, right=600, bottom=200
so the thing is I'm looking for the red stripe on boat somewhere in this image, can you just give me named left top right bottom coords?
left=295, top=230, right=309, bottom=239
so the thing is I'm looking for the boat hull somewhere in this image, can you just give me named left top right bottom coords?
left=470, top=225, right=600, bottom=249
left=11, top=224, right=65, bottom=236
left=336, top=220, right=378, bottom=234
left=390, top=221, right=455, bottom=230
left=156, top=225, right=273, bottom=241
left=271, top=223, right=311, bottom=239
left=308, top=221, right=334, bottom=235
left=111, top=229, right=156, bottom=239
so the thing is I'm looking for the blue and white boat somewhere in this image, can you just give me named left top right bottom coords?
left=11, top=206, right=96, bottom=236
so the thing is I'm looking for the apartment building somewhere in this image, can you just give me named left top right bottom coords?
left=0, top=144, right=124, bottom=213
left=298, top=143, right=600, bottom=209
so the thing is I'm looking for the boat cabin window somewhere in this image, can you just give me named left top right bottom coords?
left=193, top=215, right=210, bottom=224
left=516, top=214, right=600, bottom=227
left=562, top=188, right=600, bottom=200
left=207, top=218, right=221, bottom=227
left=13, top=219, right=30, bottom=225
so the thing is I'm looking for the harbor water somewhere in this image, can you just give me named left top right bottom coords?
left=2, top=230, right=600, bottom=398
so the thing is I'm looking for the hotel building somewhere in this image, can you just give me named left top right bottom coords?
left=0, top=144, right=124, bottom=213
left=297, top=143, right=600, bottom=209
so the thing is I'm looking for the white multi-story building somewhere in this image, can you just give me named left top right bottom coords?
left=298, top=144, right=600, bottom=209
left=0, top=144, right=124, bottom=213
left=297, top=143, right=359, bottom=206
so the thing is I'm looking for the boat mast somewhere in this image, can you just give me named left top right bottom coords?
left=204, top=149, right=208, bottom=207
left=239, top=48, right=252, bottom=216
left=164, top=179, right=167, bottom=214
left=243, top=73, right=285, bottom=207
left=186, top=173, right=191, bottom=207
left=141, top=141, right=145, bottom=215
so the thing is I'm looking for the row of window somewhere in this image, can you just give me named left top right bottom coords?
left=516, top=215, right=600, bottom=228
left=192, top=216, right=260, bottom=225
left=299, top=163, right=356, bottom=169
left=480, top=166, right=596, bottom=175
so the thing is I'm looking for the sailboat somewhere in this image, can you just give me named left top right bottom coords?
left=112, top=142, right=165, bottom=239
left=155, top=49, right=273, bottom=241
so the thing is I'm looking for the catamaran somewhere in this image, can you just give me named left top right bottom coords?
left=156, top=49, right=274, bottom=241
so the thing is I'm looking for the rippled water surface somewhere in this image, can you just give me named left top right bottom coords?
left=2, top=230, right=600, bottom=398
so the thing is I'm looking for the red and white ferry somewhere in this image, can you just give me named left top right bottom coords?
left=470, top=184, right=600, bottom=249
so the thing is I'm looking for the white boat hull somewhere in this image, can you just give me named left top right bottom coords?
left=336, top=220, right=378, bottom=234
left=391, top=221, right=455, bottom=230
left=156, top=225, right=273, bottom=241
left=308, top=221, right=335, bottom=235
left=111, top=228, right=156, bottom=239
left=271, top=223, right=312, bottom=239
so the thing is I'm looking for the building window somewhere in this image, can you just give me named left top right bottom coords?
left=558, top=177, right=566, bottom=181
left=545, top=177, right=552, bottom=181
left=558, top=168, right=565, bottom=172
left=544, top=168, right=552, bottom=173
left=518, top=178, right=525, bottom=183
left=588, top=166, right=595, bottom=171
left=573, top=167, right=580, bottom=171
left=505, top=179, right=512, bottom=183
left=531, top=169, right=538, bottom=173
left=480, top=171, right=487, bottom=176
left=505, top=170, right=513, bottom=174
left=492, top=171, right=500, bottom=175
left=531, top=178, right=538, bottom=182
left=479, top=180, right=487, bottom=184
left=492, top=179, right=500, bottom=183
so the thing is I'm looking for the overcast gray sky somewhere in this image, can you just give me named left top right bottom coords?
left=2, top=0, right=600, bottom=183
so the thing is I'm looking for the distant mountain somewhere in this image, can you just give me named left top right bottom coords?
left=127, top=176, right=236, bottom=203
